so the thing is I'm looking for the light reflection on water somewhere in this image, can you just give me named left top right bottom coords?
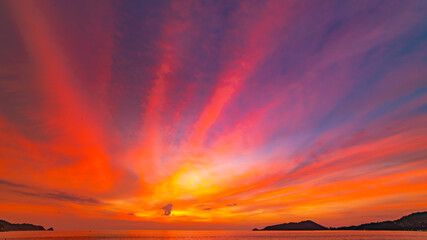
left=0, top=230, right=426, bottom=240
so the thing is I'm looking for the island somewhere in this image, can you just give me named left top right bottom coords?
left=334, top=211, right=427, bottom=231
left=254, top=220, right=328, bottom=231
left=253, top=211, right=426, bottom=231
left=0, top=219, right=49, bottom=232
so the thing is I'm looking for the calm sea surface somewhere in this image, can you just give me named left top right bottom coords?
left=0, top=230, right=426, bottom=240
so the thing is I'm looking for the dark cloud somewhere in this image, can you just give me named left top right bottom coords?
left=1, top=178, right=100, bottom=205
left=162, top=203, right=172, bottom=216
left=44, top=192, right=100, bottom=205
left=12, top=190, right=101, bottom=205
left=0, top=179, right=28, bottom=188
left=226, top=203, right=237, bottom=207
left=203, top=207, right=212, bottom=211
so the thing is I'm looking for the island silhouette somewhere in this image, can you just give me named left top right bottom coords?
left=253, top=211, right=426, bottom=231
left=253, top=220, right=327, bottom=231
left=0, top=219, right=49, bottom=231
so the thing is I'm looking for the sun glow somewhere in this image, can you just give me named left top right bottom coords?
left=170, top=167, right=221, bottom=198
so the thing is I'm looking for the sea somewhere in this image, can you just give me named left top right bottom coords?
left=0, top=230, right=426, bottom=240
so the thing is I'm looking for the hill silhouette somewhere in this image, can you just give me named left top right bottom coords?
left=254, top=220, right=328, bottom=231
left=254, top=211, right=426, bottom=231
left=334, top=211, right=427, bottom=231
left=0, top=219, right=45, bottom=231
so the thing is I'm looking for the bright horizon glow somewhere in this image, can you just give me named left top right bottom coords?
left=0, top=0, right=426, bottom=230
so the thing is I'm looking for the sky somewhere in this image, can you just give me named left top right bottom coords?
left=0, top=0, right=426, bottom=230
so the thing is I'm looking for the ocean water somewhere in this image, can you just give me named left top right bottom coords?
left=0, top=230, right=426, bottom=240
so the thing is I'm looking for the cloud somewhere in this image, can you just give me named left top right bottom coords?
left=44, top=192, right=101, bottom=205
left=0, top=179, right=28, bottom=188
left=0, top=178, right=101, bottom=205
left=12, top=190, right=101, bottom=205
left=162, top=203, right=173, bottom=216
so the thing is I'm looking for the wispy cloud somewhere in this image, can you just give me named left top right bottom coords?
left=0, top=179, right=28, bottom=188
left=12, top=190, right=101, bottom=206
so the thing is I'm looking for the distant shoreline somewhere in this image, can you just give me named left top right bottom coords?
left=1, top=212, right=425, bottom=232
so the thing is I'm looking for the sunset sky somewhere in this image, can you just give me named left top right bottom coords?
left=0, top=0, right=426, bottom=230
